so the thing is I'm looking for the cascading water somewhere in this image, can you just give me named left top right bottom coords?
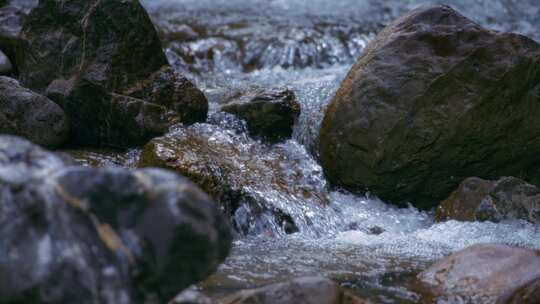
left=71, top=0, right=540, bottom=302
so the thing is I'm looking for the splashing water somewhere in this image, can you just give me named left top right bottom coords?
left=66, top=0, right=540, bottom=301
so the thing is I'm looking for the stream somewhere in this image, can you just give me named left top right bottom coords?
left=67, top=0, right=540, bottom=302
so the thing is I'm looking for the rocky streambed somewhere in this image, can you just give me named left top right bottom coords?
left=1, top=0, right=540, bottom=303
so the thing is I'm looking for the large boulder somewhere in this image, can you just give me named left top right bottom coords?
left=319, top=5, right=540, bottom=208
left=436, top=176, right=540, bottom=224
left=139, top=116, right=330, bottom=236
left=220, top=277, right=369, bottom=304
left=0, top=135, right=231, bottom=303
left=0, top=76, right=69, bottom=147
left=221, top=88, right=301, bottom=143
left=17, top=0, right=207, bottom=147
left=416, top=244, right=540, bottom=303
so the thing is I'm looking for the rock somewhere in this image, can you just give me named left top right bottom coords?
left=220, top=277, right=369, bottom=304
left=0, top=135, right=232, bottom=303
left=497, top=277, right=540, bottom=304
left=0, top=49, right=11, bottom=74
left=0, top=4, right=25, bottom=72
left=169, top=287, right=213, bottom=304
left=416, top=244, right=540, bottom=303
left=221, top=88, right=301, bottom=142
left=436, top=176, right=540, bottom=224
left=123, top=66, right=208, bottom=125
left=18, top=0, right=208, bottom=147
left=0, top=76, right=69, bottom=147
left=139, top=119, right=330, bottom=236
left=319, top=5, right=540, bottom=208
left=18, top=0, right=167, bottom=93
left=45, top=76, right=175, bottom=147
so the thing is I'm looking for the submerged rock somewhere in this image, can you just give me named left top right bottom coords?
left=319, top=5, right=540, bottom=208
left=221, top=88, right=301, bottom=143
left=18, top=0, right=207, bottom=147
left=0, top=76, right=69, bottom=147
left=417, top=244, right=540, bottom=303
left=0, top=135, right=231, bottom=303
left=436, top=176, right=540, bottom=224
left=220, top=277, right=369, bottom=304
left=140, top=120, right=330, bottom=236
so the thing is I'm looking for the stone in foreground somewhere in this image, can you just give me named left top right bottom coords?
left=0, top=76, right=69, bottom=147
left=436, top=176, right=540, bottom=224
left=221, top=88, right=301, bottom=142
left=0, top=135, right=231, bottom=303
left=220, top=277, right=369, bottom=304
left=319, top=5, right=540, bottom=208
left=417, top=244, right=540, bottom=303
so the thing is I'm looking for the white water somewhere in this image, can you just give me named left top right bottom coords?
left=141, top=0, right=540, bottom=301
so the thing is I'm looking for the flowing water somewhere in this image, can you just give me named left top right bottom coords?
left=72, top=0, right=540, bottom=302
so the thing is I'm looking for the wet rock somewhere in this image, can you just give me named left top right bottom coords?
left=139, top=122, right=330, bottom=236
left=0, top=135, right=232, bottom=303
left=221, top=88, right=301, bottom=143
left=0, top=4, right=25, bottom=72
left=319, top=5, right=540, bottom=208
left=417, top=244, right=540, bottom=303
left=497, top=277, right=540, bottom=304
left=169, top=287, right=213, bottom=304
left=436, top=176, right=540, bottom=224
left=123, top=66, right=208, bottom=125
left=0, top=49, right=11, bottom=74
left=220, top=277, right=369, bottom=304
left=46, top=76, right=175, bottom=147
left=0, top=76, right=69, bottom=147
left=18, top=0, right=208, bottom=147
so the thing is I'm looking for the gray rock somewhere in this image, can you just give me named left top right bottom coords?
left=221, top=88, right=301, bottom=143
left=0, top=135, right=232, bottom=303
left=18, top=0, right=208, bottom=147
left=0, top=76, right=69, bottom=147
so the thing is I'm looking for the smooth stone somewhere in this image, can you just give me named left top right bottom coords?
left=319, top=5, right=540, bottom=208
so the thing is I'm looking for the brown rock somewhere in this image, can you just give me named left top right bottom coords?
left=417, top=244, right=540, bottom=303
left=436, top=176, right=540, bottom=224
left=319, top=5, right=540, bottom=208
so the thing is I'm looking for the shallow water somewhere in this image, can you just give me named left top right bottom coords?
left=90, top=0, right=540, bottom=301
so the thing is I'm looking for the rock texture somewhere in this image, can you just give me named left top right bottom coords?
left=17, top=0, right=207, bottom=147
left=0, top=76, right=69, bottom=147
left=221, top=88, right=301, bottom=142
left=436, top=176, right=540, bottom=224
left=139, top=118, right=330, bottom=236
left=220, top=277, right=369, bottom=304
left=319, top=5, right=540, bottom=208
left=0, top=135, right=231, bottom=303
left=417, top=244, right=540, bottom=303
left=0, top=3, right=25, bottom=73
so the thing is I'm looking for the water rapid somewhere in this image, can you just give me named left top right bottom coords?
left=72, top=0, right=540, bottom=301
